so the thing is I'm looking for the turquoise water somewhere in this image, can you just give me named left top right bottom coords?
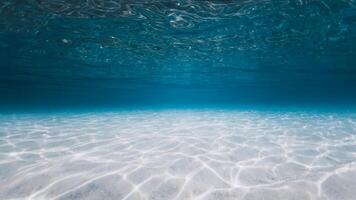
left=0, top=0, right=356, bottom=108
left=1, top=1, right=356, bottom=200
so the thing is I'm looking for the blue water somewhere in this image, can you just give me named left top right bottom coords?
left=0, top=0, right=356, bottom=110
left=1, top=2, right=356, bottom=200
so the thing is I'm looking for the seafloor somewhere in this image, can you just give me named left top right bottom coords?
left=0, top=110, right=356, bottom=200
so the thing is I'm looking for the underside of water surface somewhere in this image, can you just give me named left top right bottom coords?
left=1, top=1, right=356, bottom=200
left=1, top=0, right=356, bottom=108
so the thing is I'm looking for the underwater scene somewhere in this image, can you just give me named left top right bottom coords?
left=1, top=0, right=356, bottom=199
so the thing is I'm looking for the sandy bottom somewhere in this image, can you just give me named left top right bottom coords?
left=0, top=110, right=356, bottom=200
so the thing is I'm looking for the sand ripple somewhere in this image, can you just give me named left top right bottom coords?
left=0, top=110, right=356, bottom=200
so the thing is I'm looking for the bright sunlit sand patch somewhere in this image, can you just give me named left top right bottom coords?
left=0, top=110, right=355, bottom=200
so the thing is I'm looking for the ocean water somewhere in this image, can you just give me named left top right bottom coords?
left=1, top=0, right=356, bottom=108
left=1, top=0, right=356, bottom=200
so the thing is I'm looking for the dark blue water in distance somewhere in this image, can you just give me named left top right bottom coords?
left=0, top=0, right=356, bottom=110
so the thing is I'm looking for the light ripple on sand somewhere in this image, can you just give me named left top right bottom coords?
left=0, top=110, right=355, bottom=200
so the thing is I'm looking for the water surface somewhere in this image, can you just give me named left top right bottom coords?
left=1, top=0, right=356, bottom=106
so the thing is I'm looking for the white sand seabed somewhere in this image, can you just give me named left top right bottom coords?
left=0, top=110, right=356, bottom=200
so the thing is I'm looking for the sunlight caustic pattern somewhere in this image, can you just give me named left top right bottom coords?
left=0, top=110, right=356, bottom=200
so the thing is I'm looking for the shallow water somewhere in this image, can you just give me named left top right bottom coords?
left=1, top=0, right=356, bottom=106
left=1, top=1, right=356, bottom=199
left=1, top=110, right=356, bottom=200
